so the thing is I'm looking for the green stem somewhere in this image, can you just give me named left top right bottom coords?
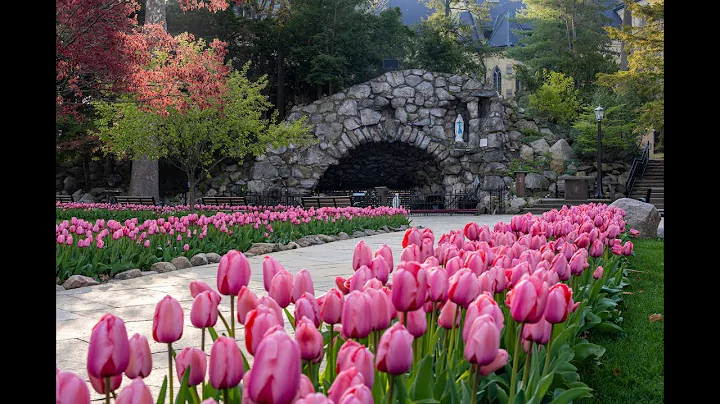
left=542, top=324, right=555, bottom=376
left=230, top=295, right=235, bottom=338
left=472, top=364, right=479, bottom=404
left=509, top=323, right=525, bottom=404
left=168, top=343, right=174, bottom=404
left=329, top=327, right=335, bottom=380
left=224, top=388, right=229, bottom=404
left=387, top=375, right=396, bottom=404
left=428, top=302, right=437, bottom=355
left=105, top=377, right=110, bottom=404
left=522, top=343, right=532, bottom=392
left=218, top=311, right=231, bottom=335
left=201, top=328, right=206, bottom=396
left=191, top=385, right=201, bottom=404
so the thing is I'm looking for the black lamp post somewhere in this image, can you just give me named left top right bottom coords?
left=593, top=106, right=605, bottom=198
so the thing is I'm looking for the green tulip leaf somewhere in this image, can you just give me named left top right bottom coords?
left=512, top=389, right=526, bottom=404
left=433, top=368, right=448, bottom=400
left=175, top=364, right=191, bottom=404
left=410, top=355, right=434, bottom=400
left=155, top=376, right=167, bottom=404
left=572, top=343, right=606, bottom=362
left=551, top=386, right=594, bottom=403
left=284, top=308, right=295, bottom=330
left=528, top=372, right=555, bottom=404
left=593, top=321, right=624, bottom=333
left=208, top=326, right=219, bottom=342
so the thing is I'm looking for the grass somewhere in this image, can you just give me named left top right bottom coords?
left=578, top=237, right=664, bottom=403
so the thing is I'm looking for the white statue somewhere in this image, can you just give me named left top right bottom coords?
left=454, top=114, right=465, bottom=142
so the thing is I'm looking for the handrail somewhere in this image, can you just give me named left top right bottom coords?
left=625, top=141, right=651, bottom=197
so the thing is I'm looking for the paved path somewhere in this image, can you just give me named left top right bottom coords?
left=56, top=214, right=663, bottom=401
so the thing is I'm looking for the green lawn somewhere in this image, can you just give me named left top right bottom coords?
left=578, top=237, right=664, bottom=403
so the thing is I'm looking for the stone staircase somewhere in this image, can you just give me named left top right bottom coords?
left=629, top=158, right=664, bottom=216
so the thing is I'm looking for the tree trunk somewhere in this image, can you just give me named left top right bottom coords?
left=187, top=176, right=198, bottom=213
left=619, top=6, right=631, bottom=71
left=128, top=0, right=166, bottom=202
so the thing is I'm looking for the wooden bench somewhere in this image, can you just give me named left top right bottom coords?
left=56, top=194, right=75, bottom=203
left=301, top=196, right=353, bottom=208
left=114, top=195, right=157, bottom=205
left=201, top=196, right=248, bottom=206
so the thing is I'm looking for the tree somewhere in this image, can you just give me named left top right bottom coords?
left=528, top=70, right=580, bottom=125
left=94, top=37, right=315, bottom=212
left=596, top=0, right=664, bottom=144
left=507, top=0, right=618, bottom=98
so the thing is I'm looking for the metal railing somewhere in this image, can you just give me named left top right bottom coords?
left=227, top=185, right=509, bottom=214
left=625, top=141, right=651, bottom=197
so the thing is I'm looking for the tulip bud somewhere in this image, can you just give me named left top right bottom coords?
left=464, top=314, right=501, bottom=365
left=341, top=291, right=372, bottom=339
left=593, top=265, right=604, bottom=279
left=125, top=333, right=152, bottom=379
left=245, top=305, right=282, bottom=356
left=262, top=255, right=285, bottom=292
left=479, top=349, right=509, bottom=376
left=152, top=295, right=184, bottom=343
left=544, top=283, right=574, bottom=324
left=336, top=339, right=375, bottom=388
left=320, top=288, right=344, bottom=325
left=376, top=322, right=414, bottom=375
left=438, top=300, right=460, bottom=329
left=328, top=368, right=365, bottom=404
left=338, top=383, right=374, bottom=404
left=87, top=314, right=130, bottom=378
left=209, top=336, right=244, bottom=390
left=191, top=290, right=220, bottom=329
left=56, top=370, right=91, bottom=404
left=236, top=285, right=259, bottom=325
left=353, top=240, right=373, bottom=271
left=296, top=317, right=324, bottom=362
left=403, top=307, right=427, bottom=338
left=448, top=268, right=480, bottom=308
left=293, top=268, right=315, bottom=303
left=175, top=347, right=207, bottom=387
left=216, top=250, right=251, bottom=296
left=247, top=329, right=301, bottom=404
left=269, top=270, right=294, bottom=308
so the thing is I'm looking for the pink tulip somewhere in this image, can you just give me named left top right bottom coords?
left=269, top=270, right=294, bottom=308
left=544, top=283, right=574, bottom=324
left=336, top=339, right=375, bottom=388
left=420, top=237, right=435, bottom=262
left=364, top=287, right=392, bottom=331
left=593, top=266, right=604, bottom=279
left=370, top=255, right=390, bottom=284
left=568, top=248, right=589, bottom=275
left=622, top=241, right=633, bottom=256
left=88, top=372, right=122, bottom=394
left=115, top=377, right=153, bottom=404
left=507, top=261, right=531, bottom=289
left=382, top=286, right=398, bottom=320
left=295, top=292, right=322, bottom=328
left=342, top=291, right=373, bottom=339
left=607, top=223, right=621, bottom=238
left=245, top=305, right=282, bottom=355
left=506, top=276, right=548, bottom=324
left=464, top=314, right=501, bottom=365
left=189, top=280, right=221, bottom=301
left=589, top=239, right=604, bottom=257
left=320, top=288, right=344, bottom=325
left=152, top=295, right=184, bottom=343
left=463, top=293, right=504, bottom=342
left=257, top=296, right=285, bottom=325
left=390, top=261, right=428, bottom=312
left=338, top=383, right=373, bottom=404
left=464, top=250, right=487, bottom=275
left=87, top=313, right=129, bottom=378
left=427, top=266, right=449, bottom=302
left=293, top=268, right=315, bottom=303
left=237, top=285, right=259, bottom=325
left=445, top=255, right=463, bottom=278
left=335, top=276, right=351, bottom=294
left=294, top=374, right=316, bottom=401
left=403, top=307, right=427, bottom=338
left=201, top=400, right=219, bottom=404
left=400, top=244, right=422, bottom=262
left=464, top=221, right=480, bottom=241
left=328, top=368, right=365, bottom=404
left=448, top=267, right=481, bottom=308
left=479, top=349, right=509, bottom=376
left=175, top=347, right=207, bottom=387
left=549, top=253, right=570, bottom=281
left=191, top=290, right=221, bottom=329
left=296, top=393, right=334, bottom=404
left=349, top=265, right=373, bottom=292
left=217, top=250, right=251, bottom=296
left=376, top=322, right=414, bottom=375
left=438, top=300, right=460, bottom=329
left=125, top=333, right=152, bottom=379
left=629, top=228, right=639, bottom=237
left=375, top=244, right=394, bottom=274
left=56, top=370, right=90, bottom=404
left=262, top=255, right=285, bottom=292
left=353, top=240, right=373, bottom=271
left=296, top=317, right=324, bottom=362
left=247, top=328, right=301, bottom=404
left=522, top=316, right=552, bottom=345
left=209, top=336, right=244, bottom=389
left=362, top=278, right=383, bottom=290
left=402, top=227, right=422, bottom=247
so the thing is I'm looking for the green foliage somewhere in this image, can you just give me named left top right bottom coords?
left=528, top=71, right=580, bottom=124
left=570, top=88, right=640, bottom=163
left=507, top=0, right=619, bottom=99
left=597, top=0, right=664, bottom=143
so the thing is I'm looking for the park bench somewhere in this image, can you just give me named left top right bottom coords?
left=301, top=195, right=353, bottom=208
left=201, top=196, right=248, bottom=206
left=56, top=194, right=75, bottom=203
left=114, top=195, right=157, bottom=205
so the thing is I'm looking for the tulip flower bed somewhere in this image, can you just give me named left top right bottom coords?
left=56, top=203, right=638, bottom=404
left=56, top=204, right=410, bottom=283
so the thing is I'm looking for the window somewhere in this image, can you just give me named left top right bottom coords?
left=492, top=66, right=502, bottom=94
left=506, top=88, right=513, bottom=97
left=515, top=77, right=521, bottom=92
left=506, top=65, right=514, bottom=75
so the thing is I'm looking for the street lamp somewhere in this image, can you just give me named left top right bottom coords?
left=593, top=106, right=605, bottom=198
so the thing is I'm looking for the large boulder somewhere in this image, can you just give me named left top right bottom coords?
left=524, top=173, right=550, bottom=190
left=62, top=275, right=99, bottom=289
left=609, top=198, right=661, bottom=238
left=549, top=139, right=574, bottom=174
